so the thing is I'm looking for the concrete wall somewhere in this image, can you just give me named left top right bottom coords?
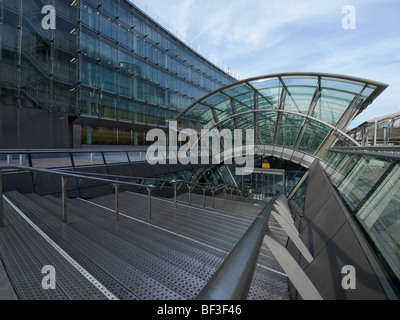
left=287, top=160, right=392, bottom=300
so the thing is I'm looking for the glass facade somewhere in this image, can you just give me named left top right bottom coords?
left=0, top=0, right=235, bottom=147
left=0, top=0, right=79, bottom=113
left=322, top=150, right=400, bottom=285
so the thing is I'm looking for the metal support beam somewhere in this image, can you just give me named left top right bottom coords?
left=253, top=91, right=259, bottom=144
left=273, top=84, right=287, bottom=145
left=294, top=79, right=321, bottom=148
left=263, top=232, right=322, bottom=300
left=230, top=98, right=239, bottom=130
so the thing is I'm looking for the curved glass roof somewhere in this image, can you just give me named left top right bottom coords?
left=176, top=73, right=388, bottom=163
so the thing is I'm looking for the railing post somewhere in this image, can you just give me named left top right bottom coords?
left=224, top=187, right=227, bottom=203
left=0, top=169, right=4, bottom=228
left=211, top=190, right=216, bottom=208
left=202, top=188, right=206, bottom=208
left=147, top=186, right=153, bottom=220
left=61, top=176, right=67, bottom=223
left=186, top=184, right=192, bottom=206
left=174, top=182, right=177, bottom=208
left=114, top=184, right=120, bottom=222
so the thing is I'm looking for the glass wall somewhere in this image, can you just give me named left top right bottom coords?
left=322, top=150, right=400, bottom=284
left=0, top=0, right=234, bottom=147
left=78, top=0, right=234, bottom=144
left=0, top=0, right=79, bottom=113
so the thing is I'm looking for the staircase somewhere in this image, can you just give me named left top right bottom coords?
left=0, top=190, right=289, bottom=300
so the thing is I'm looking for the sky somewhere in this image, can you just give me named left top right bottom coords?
left=139, top=0, right=400, bottom=128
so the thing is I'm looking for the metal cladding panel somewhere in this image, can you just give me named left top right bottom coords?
left=295, top=160, right=392, bottom=300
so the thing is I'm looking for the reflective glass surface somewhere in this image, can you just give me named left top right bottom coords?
left=177, top=73, right=387, bottom=158
left=322, top=150, right=400, bottom=283
left=356, top=164, right=400, bottom=281
left=0, top=0, right=234, bottom=146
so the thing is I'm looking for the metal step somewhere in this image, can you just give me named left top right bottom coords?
left=0, top=190, right=290, bottom=300
left=0, top=193, right=109, bottom=300
left=88, top=191, right=290, bottom=300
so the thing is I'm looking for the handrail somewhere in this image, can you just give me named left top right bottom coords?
left=0, top=164, right=154, bottom=226
left=53, top=169, right=243, bottom=208
left=53, top=169, right=242, bottom=193
left=196, top=194, right=280, bottom=300
left=0, top=164, right=244, bottom=227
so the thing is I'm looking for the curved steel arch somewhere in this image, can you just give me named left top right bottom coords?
left=175, top=72, right=388, bottom=160
left=206, top=109, right=361, bottom=147
left=176, top=72, right=388, bottom=119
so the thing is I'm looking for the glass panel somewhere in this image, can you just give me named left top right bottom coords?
left=299, top=120, right=332, bottom=154
left=127, top=152, right=146, bottom=162
left=0, top=153, right=29, bottom=170
left=315, top=90, right=355, bottom=125
left=321, top=78, right=365, bottom=94
left=337, top=156, right=393, bottom=211
left=281, top=76, right=318, bottom=88
left=285, top=86, right=315, bottom=114
left=72, top=153, right=104, bottom=166
left=222, top=83, right=252, bottom=98
left=258, top=112, right=277, bottom=145
left=103, top=152, right=129, bottom=164
left=250, top=77, right=281, bottom=90
left=203, top=94, right=228, bottom=108
left=323, top=151, right=348, bottom=178
left=291, top=177, right=309, bottom=213
left=328, top=154, right=359, bottom=188
left=31, top=153, right=72, bottom=169
left=356, top=164, right=400, bottom=282
left=214, top=99, right=232, bottom=122
left=277, top=113, right=303, bottom=147
left=257, top=91, right=278, bottom=110
left=234, top=92, right=254, bottom=108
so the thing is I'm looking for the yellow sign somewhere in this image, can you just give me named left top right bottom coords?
left=262, top=163, right=270, bottom=169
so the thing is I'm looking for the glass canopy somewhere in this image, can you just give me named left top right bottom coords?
left=175, top=73, right=388, bottom=162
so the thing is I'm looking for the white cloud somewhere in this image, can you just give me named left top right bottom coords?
left=143, top=0, right=400, bottom=122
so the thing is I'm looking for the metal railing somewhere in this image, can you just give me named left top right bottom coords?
left=0, top=164, right=244, bottom=227
left=196, top=194, right=280, bottom=300
left=0, top=164, right=154, bottom=227
left=53, top=169, right=243, bottom=209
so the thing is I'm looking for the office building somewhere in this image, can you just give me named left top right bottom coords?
left=0, top=0, right=235, bottom=148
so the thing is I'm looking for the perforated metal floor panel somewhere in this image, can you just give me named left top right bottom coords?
left=0, top=190, right=289, bottom=300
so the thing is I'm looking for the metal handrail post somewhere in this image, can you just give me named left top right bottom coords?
left=114, top=184, right=120, bottom=222
left=61, top=176, right=67, bottom=223
left=0, top=169, right=3, bottom=228
left=146, top=186, right=153, bottom=220
left=186, top=184, right=192, bottom=206
left=211, top=190, right=216, bottom=208
left=224, top=186, right=227, bottom=203
left=202, top=188, right=206, bottom=208
left=173, top=181, right=177, bottom=208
